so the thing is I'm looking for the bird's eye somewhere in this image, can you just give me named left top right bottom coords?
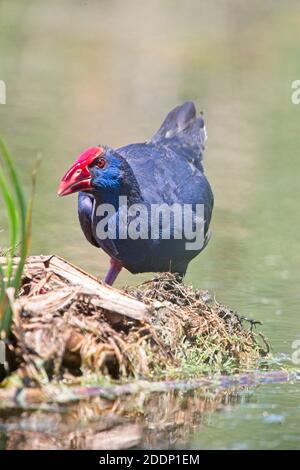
left=96, top=157, right=106, bottom=169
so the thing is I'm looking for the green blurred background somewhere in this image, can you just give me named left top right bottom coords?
left=1, top=0, right=300, bottom=449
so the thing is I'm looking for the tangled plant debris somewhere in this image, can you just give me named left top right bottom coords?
left=127, top=275, right=269, bottom=376
left=0, top=255, right=269, bottom=388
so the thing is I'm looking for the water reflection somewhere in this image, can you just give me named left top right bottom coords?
left=0, top=387, right=250, bottom=450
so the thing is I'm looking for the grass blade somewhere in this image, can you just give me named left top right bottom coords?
left=0, top=139, right=27, bottom=295
left=0, top=264, right=6, bottom=317
left=0, top=166, right=19, bottom=283
left=0, top=139, right=26, bottom=225
left=25, top=155, right=40, bottom=255
left=0, top=138, right=39, bottom=339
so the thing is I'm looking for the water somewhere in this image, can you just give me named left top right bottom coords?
left=1, top=0, right=300, bottom=449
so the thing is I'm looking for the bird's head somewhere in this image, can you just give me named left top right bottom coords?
left=58, top=146, right=125, bottom=197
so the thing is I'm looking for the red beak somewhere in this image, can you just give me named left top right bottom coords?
left=57, top=146, right=104, bottom=197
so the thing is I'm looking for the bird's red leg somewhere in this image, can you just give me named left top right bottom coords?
left=104, top=258, right=123, bottom=285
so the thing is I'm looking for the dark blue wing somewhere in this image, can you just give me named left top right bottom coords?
left=117, top=102, right=213, bottom=255
left=78, top=192, right=99, bottom=247
left=118, top=143, right=213, bottom=236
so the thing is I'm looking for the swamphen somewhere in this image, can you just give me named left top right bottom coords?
left=58, top=102, right=214, bottom=285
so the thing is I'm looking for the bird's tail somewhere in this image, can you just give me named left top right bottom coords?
left=150, top=101, right=207, bottom=168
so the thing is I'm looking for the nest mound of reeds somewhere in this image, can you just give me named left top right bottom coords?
left=1, top=255, right=269, bottom=385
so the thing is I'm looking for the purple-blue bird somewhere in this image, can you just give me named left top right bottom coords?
left=58, top=102, right=214, bottom=285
